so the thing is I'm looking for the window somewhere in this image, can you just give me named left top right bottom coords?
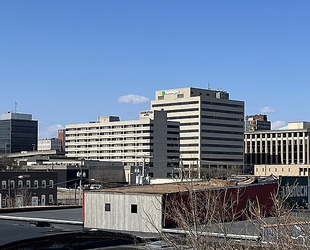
left=105, top=203, right=111, bottom=211
left=18, top=180, right=23, bottom=189
left=26, top=180, right=31, bottom=188
left=34, top=180, right=38, bottom=188
left=131, top=204, right=138, bottom=213
left=42, top=180, right=46, bottom=188
left=10, top=180, right=15, bottom=189
left=49, top=180, right=54, bottom=188
left=49, top=194, right=54, bottom=204
left=2, top=180, right=6, bottom=189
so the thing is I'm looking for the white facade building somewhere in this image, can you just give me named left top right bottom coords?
left=245, top=122, right=310, bottom=168
left=38, top=138, right=62, bottom=151
left=151, top=87, right=244, bottom=174
left=65, top=110, right=180, bottom=181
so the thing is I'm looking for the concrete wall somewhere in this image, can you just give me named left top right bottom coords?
left=84, top=192, right=163, bottom=233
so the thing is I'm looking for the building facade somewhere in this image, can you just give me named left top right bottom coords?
left=65, top=110, right=180, bottom=180
left=245, top=122, right=310, bottom=170
left=151, top=87, right=244, bottom=174
left=0, top=171, right=57, bottom=208
left=245, top=114, right=271, bottom=132
left=0, top=112, right=38, bottom=154
left=38, top=138, right=63, bottom=151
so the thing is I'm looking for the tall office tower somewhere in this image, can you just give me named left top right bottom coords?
left=245, top=114, right=271, bottom=131
left=151, top=87, right=244, bottom=176
left=65, top=110, right=180, bottom=180
left=0, top=111, right=38, bottom=154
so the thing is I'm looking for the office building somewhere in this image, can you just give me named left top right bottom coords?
left=245, top=114, right=271, bottom=132
left=151, top=87, right=244, bottom=175
left=245, top=122, right=310, bottom=170
left=0, top=112, right=38, bottom=154
left=65, top=110, right=180, bottom=180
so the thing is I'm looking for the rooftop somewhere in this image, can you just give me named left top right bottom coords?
left=87, top=178, right=270, bottom=195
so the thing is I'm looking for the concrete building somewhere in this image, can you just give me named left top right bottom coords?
left=245, top=114, right=271, bottom=132
left=151, top=87, right=244, bottom=175
left=65, top=110, right=180, bottom=181
left=83, top=178, right=277, bottom=233
left=245, top=122, right=310, bottom=172
left=254, top=164, right=310, bottom=177
left=38, top=138, right=63, bottom=151
left=0, top=112, right=38, bottom=154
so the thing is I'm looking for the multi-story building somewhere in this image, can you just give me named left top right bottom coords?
left=245, top=114, right=271, bottom=131
left=38, top=138, right=62, bottom=151
left=245, top=122, right=310, bottom=170
left=151, top=87, right=244, bottom=175
left=0, top=112, right=38, bottom=154
left=0, top=171, right=57, bottom=208
left=65, top=110, right=180, bottom=180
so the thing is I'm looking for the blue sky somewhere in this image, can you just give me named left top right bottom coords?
left=0, top=1, right=309, bottom=138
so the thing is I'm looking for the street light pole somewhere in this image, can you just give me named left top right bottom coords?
left=76, top=165, right=86, bottom=205
left=8, top=175, right=23, bottom=207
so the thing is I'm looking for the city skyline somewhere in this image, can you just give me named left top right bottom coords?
left=1, top=1, right=309, bottom=138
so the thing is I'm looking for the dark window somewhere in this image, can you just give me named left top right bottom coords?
left=131, top=204, right=138, bottom=213
left=105, top=203, right=111, bottom=212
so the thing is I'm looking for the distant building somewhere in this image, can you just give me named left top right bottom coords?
left=151, top=87, right=244, bottom=175
left=65, top=110, right=180, bottom=181
left=0, top=112, right=38, bottom=154
left=0, top=171, right=57, bottom=208
left=245, top=114, right=271, bottom=131
left=58, top=129, right=66, bottom=151
left=38, top=138, right=62, bottom=151
left=245, top=122, right=310, bottom=172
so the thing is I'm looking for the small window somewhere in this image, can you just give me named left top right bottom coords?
left=177, top=94, right=184, bottom=98
left=34, top=180, right=38, bottom=188
left=158, top=96, right=164, bottom=100
left=18, top=180, right=23, bottom=189
left=49, top=194, right=54, bottom=204
left=2, top=180, right=6, bottom=189
left=26, top=180, right=31, bottom=188
left=49, top=180, right=54, bottom=188
left=131, top=204, right=138, bottom=214
left=42, top=180, right=46, bottom=188
left=105, top=203, right=111, bottom=211
left=10, top=180, right=15, bottom=189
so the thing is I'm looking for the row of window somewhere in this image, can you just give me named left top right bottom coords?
left=202, top=115, right=243, bottom=122
left=246, top=132, right=310, bottom=138
left=201, top=122, right=243, bottom=129
left=201, top=107, right=243, bottom=115
left=66, top=124, right=154, bottom=131
left=66, top=130, right=155, bottom=136
left=201, top=101, right=243, bottom=108
left=152, top=101, right=199, bottom=108
left=1, top=180, right=54, bottom=190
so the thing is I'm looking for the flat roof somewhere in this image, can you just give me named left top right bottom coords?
left=87, top=178, right=260, bottom=195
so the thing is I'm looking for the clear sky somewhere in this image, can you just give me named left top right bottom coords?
left=1, top=1, right=309, bottom=138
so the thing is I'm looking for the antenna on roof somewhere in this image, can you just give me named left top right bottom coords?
left=15, top=102, right=17, bottom=113
left=208, top=81, right=211, bottom=89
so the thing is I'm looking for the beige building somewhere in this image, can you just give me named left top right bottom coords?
left=65, top=110, right=180, bottom=181
left=151, top=87, right=244, bottom=174
left=245, top=122, right=310, bottom=170
left=254, top=164, right=310, bottom=177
